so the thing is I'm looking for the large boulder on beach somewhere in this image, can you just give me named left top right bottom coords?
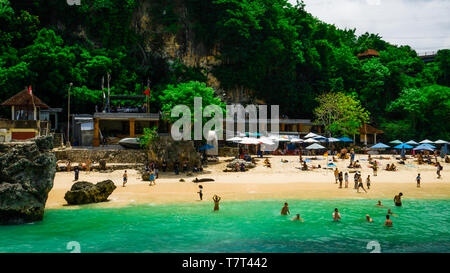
left=0, top=137, right=56, bottom=225
left=64, top=180, right=116, bottom=205
left=226, top=159, right=256, bottom=169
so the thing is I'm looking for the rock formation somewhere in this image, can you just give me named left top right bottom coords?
left=64, top=180, right=116, bottom=205
left=0, top=136, right=56, bottom=225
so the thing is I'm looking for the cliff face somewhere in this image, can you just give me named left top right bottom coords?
left=131, top=0, right=255, bottom=104
left=0, top=136, right=56, bottom=225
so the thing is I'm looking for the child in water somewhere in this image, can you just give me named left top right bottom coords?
left=291, top=213, right=304, bottom=222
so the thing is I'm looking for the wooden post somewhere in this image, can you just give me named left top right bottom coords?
left=93, top=118, right=100, bottom=147
left=374, top=133, right=377, bottom=144
left=129, top=118, right=135, bottom=137
left=11, top=106, right=14, bottom=120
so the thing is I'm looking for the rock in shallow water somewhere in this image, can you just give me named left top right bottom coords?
left=0, top=137, right=56, bottom=225
left=64, top=180, right=116, bottom=205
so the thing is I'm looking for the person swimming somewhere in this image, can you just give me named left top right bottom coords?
left=387, top=209, right=398, bottom=217
left=281, top=202, right=290, bottom=215
left=365, top=214, right=373, bottom=222
left=376, top=200, right=387, bottom=208
left=333, top=208, right=341, bottom=221
left=291, top=213, right=304, bottom=222
left=212, top=194, right=221, bottom=211
left=384, top=215, right=393, bottom=227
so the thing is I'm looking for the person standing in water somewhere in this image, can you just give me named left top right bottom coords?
left=416, top=173, right=421, bottom=188
left=122, top=170, right=128, bottom=187
left=281, top=202, right=290, bottom=215
left=333, top=208, right=341, bottom=221
left=394, top=193, right=403, bottom=207
left=365, top=214, right=373, bottom=222
left=213, top=195, right=221, bottom=211
left=197, top=185, right=203, bottom=200
left=291, top=213, right=304, bottom=222
left=384, top=215, right=393, bottom=227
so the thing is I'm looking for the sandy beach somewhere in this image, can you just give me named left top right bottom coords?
left=47, top=155, right=450, bottom=209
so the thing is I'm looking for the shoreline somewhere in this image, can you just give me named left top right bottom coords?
left=47, top=155, right=450, bottom=209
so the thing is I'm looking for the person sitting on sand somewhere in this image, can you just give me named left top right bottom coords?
left=281, top=203, right=290, bottom=215
left=302, top=161, right=308, bottom=171
left=332, top=156, right=338, bottom=162
left=353, top=160, right=361, bottom=168
left=445, top=155, right=450, bottom=163
left=366, top=214, right=373, bottom=223
left=291, top=213, right=304, bottom=222
left=384, top=215, right=393, bottom=227
left=213, top=195, right=221, bottom=211
left=123, top=170, right=128, bottom=187
left=385, top=163, right=390, bottom=171
left=333, top=208, right=341, bottom=221
left=389, top=163, right=397, bottom=171
left=394, top=193, right=403, bottom=207
left=264, top=158, right=272, bottom=168
left=240, top=163, right=246, bottom=172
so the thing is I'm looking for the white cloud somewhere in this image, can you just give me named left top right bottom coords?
left=289, top=0, right=450, bottom=53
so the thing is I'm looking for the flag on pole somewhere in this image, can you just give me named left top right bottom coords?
left=143, top=87, right=150, bottom=97
left=28, top=85, right=32, bottom=95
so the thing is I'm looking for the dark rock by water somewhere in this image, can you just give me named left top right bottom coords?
left=64, top=180, right=116, bottom=205
left=0, top=137, right=56, bottom=225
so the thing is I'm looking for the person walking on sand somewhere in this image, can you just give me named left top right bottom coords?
left=384, top=215, right=393, bottom=227
left=373, top=161, right=378, bottom=176
left=198, top=185, right=203, bottom=201
left=149, top=170, right=155, bottom=186
left=74, top=165, right=79, bottom=181
left=394, top=193, right=403, bottom=207
left=353, top=172, right=359, bottom=189
left=122, top=170, right=128, bottom=187
left=344, top=172, right=349, bottom=188
left=436, top=162, right=443, bottom=179
left=366, top=175, right=371, bottom=190
left=338, top=171, right=343, bottom=188
left=416, top=173, right=421, bottom=188
left=357, top=176, right=367, bottom=193
left=291, top=213, right=304, bottom=222
left=281, top=202, right=290, bottom=215
left=333, top=208, right=341, bottom=221
left=334, top=168, right=339, bottom=184
left=213, top=195, right=221, bottom=211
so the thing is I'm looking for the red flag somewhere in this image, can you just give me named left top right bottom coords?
left=143, top=88, right=150, bottom=97
left=28, top=85, right=32, bottom=95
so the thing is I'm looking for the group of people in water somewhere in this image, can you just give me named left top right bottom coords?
left=281, top=194, right=404, bottom=227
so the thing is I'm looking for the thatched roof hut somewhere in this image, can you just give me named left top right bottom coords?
left=1, top=88, right=49, bottom=109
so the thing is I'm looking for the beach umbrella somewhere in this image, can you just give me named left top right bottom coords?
left=420, top=139, right=434, bottom=144
left=226, top=136, right=242, bottom=142
left=313, top=136, right=328, bottom=142
left=413, top=144, right=434, bottom=151
left=304, top=132, right=319, bottom=138
left=369, top=143, right=390, bottom=149
left=389, top=140, right=403, bottom=144
left=199, top=144, right=214, bottom=151
left=306, top=143, right=326, bottom=150
left=328, top=137, right=341, bottom=142
left=393, top=143, right=413, bottom=149
left=258, top=137, right=275, bottom=145
left=239, top=137, right=260, bottom=145
left=304, top=138, right=319, bottom=143
left=422, top=143, right=436, bottom=149
left=339, top=137, right=353, bottom=142
left=277, top=135, right=290, bottom=142
left=290, top=138, right=304, bottom=143
left=405, top=140, right=419, bottom=145
left=434, top=140, right=448, bottom=144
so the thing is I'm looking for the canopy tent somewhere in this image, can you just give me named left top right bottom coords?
left=389, top=140, right=403, bottom=144
left=304, top=132, right=320, bottom=138
left=369, top=143, right=390, bottom=149
left=393, top=143, right=413, bottom=149
left=434, top=140, right=448, bottom=144
left=304, top=138, right=319, bottom=143
left=306, top=143, right=326, bottom=150
left=239, top=137, right=260, bottom=145
left=405, top=140, right=419, bottom=145
left=413, top=144, right=434, bottom=151
left=339, top=137, right=353, bottom=142
left=420, top=139, right=434, bottom=144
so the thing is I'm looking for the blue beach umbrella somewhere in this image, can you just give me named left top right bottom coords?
left=339, top=137, right=353, bottom=142
left=393, top=143, right=413, bottom=149
left=369, top=143, right=390, bottom=149
left=199, top=144, right=214, bottom=151
left=422, top=143, right=436, bottom=149
left=413, top=144, right=434, bottom=151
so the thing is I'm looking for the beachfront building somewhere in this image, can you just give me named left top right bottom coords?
left=357, top=49, right=380, bottom=60
left=359, top=123, right=384, bottom=146
left=0, top=88, right=52, bottom=141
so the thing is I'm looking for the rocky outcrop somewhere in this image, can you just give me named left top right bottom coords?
left=0, top=136, right=56, bottom=225
left=64, top=180, right=116, bottom=205
left=226, top=159, right=256, bottom=169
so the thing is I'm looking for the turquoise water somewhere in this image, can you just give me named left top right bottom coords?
left=0, top=199, right=449, bottom=253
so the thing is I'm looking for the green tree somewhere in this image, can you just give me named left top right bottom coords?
left=314, top=92, right=370, bottom=137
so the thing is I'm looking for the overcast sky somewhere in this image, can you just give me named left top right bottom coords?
left=289, top=0, right=450, bottom=54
